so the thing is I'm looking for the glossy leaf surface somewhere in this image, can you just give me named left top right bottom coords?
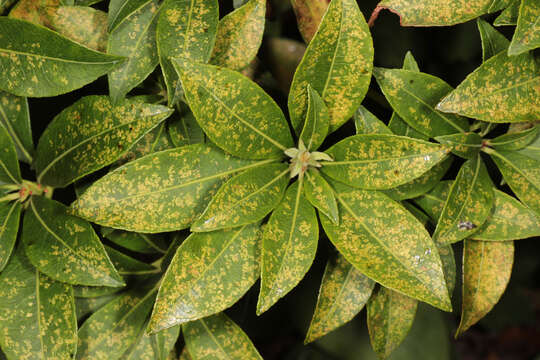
left=0, top=125, right=21, bottom=184
left=435, top=132, right=483, bottom=159
left=0, top=91, right=33, bottom=163
left=508, top=0, right=540, bottom=55
left=304, top=169, right=339, bottom=224
left=299, top=86, right=330, bottom=151
left=0, top=201, right=21, bottom=272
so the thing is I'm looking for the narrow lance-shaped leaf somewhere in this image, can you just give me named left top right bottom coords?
left=23, top=196, right=124, bottom=287
left=437, top=51, right=540, bottom=123
left=300, top=85, right=330, bottom=151
left=108, top=0, right=151, bottom=32
left=435, top=132, right=483, bottom=159
left=257, top=181, right=319, bottom=314
left=321, top=182, right=451, bottom=311
left=433, top=156, right=494, bottom=244
left=457, top=240, right=514, bottom=336
left=321, top=134, right=451, bottom=190
left=104, top=229, right=167, bottom=254
left=73, top=284, right=122, bottom=299
left=477, top=18, right=510, bottom=61
left=0, top=125, right=21, bottom=185
left=105, top=246, right=159, bottom=275
left=305, top=169, right=339, bottom=224
left=508, top=0, right=540, bottom=55
left=0, top=246, right=77, bottom=360
left=291, top=0, right=329, bottom=43
left=0, top=201, right=21, bottom=272
left=305, top=253, right=374, bottom=343
left=354, top=105, right=392, bottom=135
left=0, top=91, right=33, bottom=163
left=494, top=0, right=520, bottom=26
left=148, top=224, right=260, bottom=333
left=488, top=125, right=539, bottom=151
left=174, top=58, right=293, bottom=159
left=288, top=0, right=373, bottom=133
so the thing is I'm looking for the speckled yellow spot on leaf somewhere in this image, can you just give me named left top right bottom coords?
left=435, top=132, right=483, bottom=159
left=305, top=169, right=339, bottom=224
left=0, top=200, right=21, bottom=272
left=0, top=90, right=33, bottom=163
left=300, top=85, right=330, bottom=151
left=0, top=124, right=22, bottom=185
left=291, top=0, right=329, bottom=43
left=50, top=6, right=108, bottom=52
left=508, top=0, right=540, bottom=55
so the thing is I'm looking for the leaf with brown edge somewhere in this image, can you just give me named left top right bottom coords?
left=435, top=132, right=483, bottom=159
left=0, top=124, right=21, bottom=185
left=477, top=18, right=509, bottom=62
left=148, top=224, right=260, bottom=333
left=291, top=0, right=329, bottom=43
left=494, top=0, right=520, bottom=26
left=305, top=169, right=339, bottom=224
left=433, top=156, right=494, bottom=245
left=0, top=91, right=33, bottom=164
left=437, top=51, right=540, bottom=123
left=321, top=182, right=452, bottom=312
left=321, top=134, right=451, bottom=190
left=489, top=125, right=539, bottom=151
left=367, top=286, right=418, bottom=360
left=210, top=0, right=265, bottom=71
left=257, top=181, right=318, bottom=315
left=305, top=253, right=374, bottom=344
left=457, top=240, right=513, bottom=336
left=0, top=201, right=21, bottom=272
left=183, top=312, right=263, bottom=360
left=354, top=105, right=393, bottom=135
left=288, top=0, right=373, bottom=133
left=508, top=0, right=540, bottom=55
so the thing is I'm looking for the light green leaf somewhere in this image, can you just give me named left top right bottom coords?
left=321, top=134, right=451, bottom=190
left=23, top=196, right=124, bottom=287
left=433, top=156, right=494, bottom=244
left=173, top=59, right=294, bottom=159
left=494, top=0, right=520, bottom=26
left=305, top=253, right=374, bottom=343
left=373, top=68, right=469, bottom=137
left=257, top=181, right=318, bottom=314
left=508, top=0, right=540, bottom=55
left=354, top=105, right=392, bottom=135
left=192, top=163, right=289, bottom=232
left=288, top=0, right=373, bottom=133
left=105, top=246, right=158, bottom=275
left=0, top=125, right=21, bottom=185
left=108, top=0, right=150, bottom=32
left=0, top=246, right=77, bottom=360
left=291, top=0, right=329, bottom=43
left=148, top=224, right=260, bottom=332
left=157, top=0, right=219, bottom=105
left=0, top=91, right=33, bottom=163
left=35, top=96, right=172, bottom=188
left=71, top=144, right=264, bottom=233
left=367, top=286, right=418, bottom=359
left=489, top=125, right=539, bottom=151
left=457, top=240, right=514, bottom=335
left=103, top=229, right=167, bottom=254
left=121, top=325, right=180, bottom=360
left=300, top=85, right=330, bottom=151
left=320, top=182, right=451, bottom=311
left=477, top=18, right=510, bottom=61
left=413, top=180, right=453, bottom=222
left=0, top=201, right=21, bottom=272
left=108, top=0, right=160, bottom=103
left=437, top=51, right=540, bottom=123
left=435, top=132, right=483, bottom=159
left=305, top=169, right=339, bottom=224
left=184, top=312, right=263, bottom=360
left=168, top=108, right=205, bottom=147
left=210, top=0, right=265, bottom=70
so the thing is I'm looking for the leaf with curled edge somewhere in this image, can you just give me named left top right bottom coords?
left=508, top=0, right=540, bottom=55
left=0, top=201, right=21, bottom=272
left=0, top=91, right=33, bottom=163
left=0, top=124, right=21, bottom=185
left=289, top=0, right=373, bottom=133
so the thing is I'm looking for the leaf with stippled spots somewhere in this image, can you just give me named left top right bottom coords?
left=35, top=96, right=172, bottom=188
left=210, top=0, right=265, bottom=71
left=300, top=85, right=330, bottom=151
left=0, top=124, right=21, bottom=185
left=168, top=109, right=205, bottom=147
left=517, top=128, right=540, bottom=160
left=508, top=0, right=540, bottom=55
left=489, top=126, right=539, bottom=151
left=477, top=18, right=510, bottom=62
left=149, top=224, right=260, bottom=332
left=457, top=240, right=514, bottom=335
left=8, top=0, right=61, bottom=28
left=367, top=286, right=418, bottom=359
left=437, top=51, right=540, bottom=123
left=108, top=0, right=160, bottom=103
left=494, top=0, right=520, bottom=26
left=305, top=169, right=339, bottom=224
left=305, top=253, right=374, bottom=343
left=22, top=196, right=125, bottom=287
left=0, top=201, right=21, bottom=272
left=413, top=180, right=453, bottom=222
left=433, top=156, right=494, bottom=244
left=108, top=0, right=151, bottom=32
left=192, top=163, right=289, bottom=232
left=0, top=91, right=33, bottom=163
left=354, top=105, right=392, bottom=135
left=320, top=182, right=451, bottom=311
left=288, top=0, right=373, bottom=133
left=104, top=246, right=159, bottom=276
left=291, top=0, right=329, bottom=43
left=173, top=59, right=294, bottom=159
left=435, top=132, right=483, bottom=159
left=257, top=181, right=318, bottom=314
left=183, top=312, right=263, bottom=360
left=121, top=324, right=180, bottom=360
left=0, top=246, right=77, bottom=360
left=157, top=0, right=219, bottom=105
left=321, top=134, right=451, bottom=190
left=374, top=68, right=469, bottom=137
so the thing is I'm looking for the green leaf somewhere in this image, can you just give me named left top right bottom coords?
left=471, top=189, right=540, bottom=241
left=0, top=17, right=124, bottom=97
left=457, top=240, right=514, bottom=335
left=35, top=96, right=172, bottom=187
left=74, top=284, right=122, bottom=298
left=0, top=201, right=21, bottom=272
left=413, top=180, right=453, bottom=222
left=77, top=285, right=157, bottom=360
left=76, top=293, right=118, bottom=321
left=300, top=85, right=330, bottom=151
left=320, top=182, right=451, bottom=311
left=321, top=134, right=451, bottom=190
left=305, top=253, right=374, bottom=343
left=0, top=246, right=77, bottom=360
left=305, top=169, right=339, bottom=224
left=105, top=246, right=158, bottom=275
left=183, top=312, right=263, bottom=360
left=437, top=51, right=540, bottom=123
left=104, top=229, right=167, bottom=254
left=354, top=105, right=393, bottom=135
left=288, top=0, right=373, bottom=133
left=0, top=125, right=21, bottom=185
left=23, top=196, right=125, bottom=287
left=209, top=0, right=265, bottom=71
left=508, top=0, right=540, bottom=55
left=257, top=181, right=318, bottom=314
left=373, top=68, right=469, bottom=137
left=71, top=144, right=263, bottom=233
left=291, top=0, right=329, bottom=43
left=192, top=163, right=289, bottom=232
left=173, top=59, right=293, bottom=159
left=489, top=0, right=514, bottom=13
left=168, top=109, right=205, bottom=147
left=487, top=148, right=540, bottom=215
left=488, top=125, right=539, bottom=150
left=433, top=156, right=494, bottom=244
left=108, top=0, right=150, bottom=32
left=148, top=224, right=260, bottom=332
left=494, top=0, right=520, bottom=26
left=438, top=243, right=457, bottom=296
left=0, top=91, right=33, bottom=163
left=435, top=132, right=483, bottom=159
left=121, top=325, right=180, bottom=360
left=367, top=286, right=418, bottom=359
left=157, top=0, right=219, bottom=105
left=517, top=127, right=540, bottom=160
left=108, top=0, right=160, bottom=103
left=477, top=18, right=510, bottom=61
left=8, top=0, right=61, bottom=27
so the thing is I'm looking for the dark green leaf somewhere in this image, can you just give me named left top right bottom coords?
left=300, top=85, right=330, bottom=151
left=76, top=293, right=118, bottom=320
left=435, top=132, right=483, bottom=159
left=0, top=125, right=21, bottom=185
left=108, top=0, right=150, bottom=32
left=0, top=201, right=21, bottom=272
left=104, top=229, right=167, bottom=254
left=168, top=109, right=205, bottom=147
left=305, top=169, right=339, bottom=224
left=354, top=105, right=392, bottom=135
left=74, top=284, right=123, bottom=298
left=489, top=125, right=539, bottom=150
left=0, top=91, right=33, bottom=163
left=105, top=246, right=158, bottom=275
left=508, top=0, right=540, bottom=55
left=477, top=18, right=510, bottom=61
left=489, top=0, right=514, bottom=13
left=494, top=0, right=520, bottom=26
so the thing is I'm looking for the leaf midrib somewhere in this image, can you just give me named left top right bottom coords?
left=0, top=105, right=33, bottom=163
left=323, top=151, right=444, bottom=165
left=491, top=150, right=540, bottom=188
left=200, top=318, right=232, bottom=359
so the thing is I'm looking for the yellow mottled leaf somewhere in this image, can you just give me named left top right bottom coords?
left=291, top=0, right=329, bottom=43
